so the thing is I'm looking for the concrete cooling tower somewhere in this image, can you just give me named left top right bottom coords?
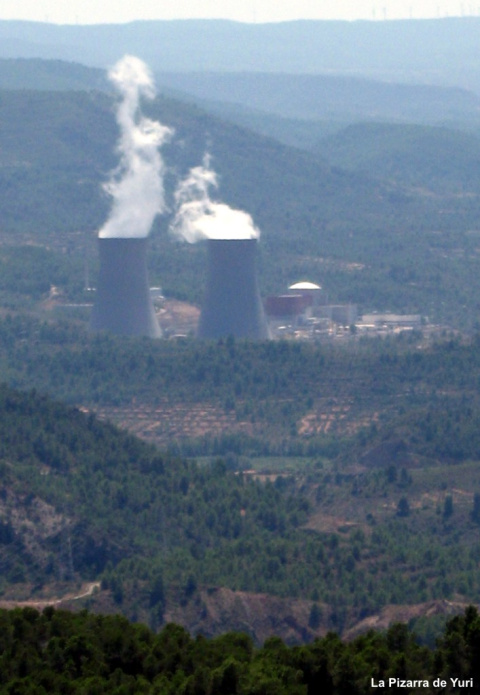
left=197, top=238, right=270, bottom=339
left=90, top=238, right=161, bottom=338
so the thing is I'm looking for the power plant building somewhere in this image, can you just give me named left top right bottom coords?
left=265, top=294, right=312, bottom=331
left=265, top=294, right=311, bottom=317
left=317, top=304, right=358, bottom=326
left=288, top=281, right=325, bottom=306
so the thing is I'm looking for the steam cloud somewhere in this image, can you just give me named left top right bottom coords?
left=170, top=155, right=260, bottom=242
left=98, top=55, right=172, bottom=239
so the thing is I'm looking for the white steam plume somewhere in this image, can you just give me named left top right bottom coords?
left=98, top=55, right=172, bottom=239
left=170, top=154, right=260, bottom=242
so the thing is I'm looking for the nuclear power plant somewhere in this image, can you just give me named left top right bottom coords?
left=90, top=238, right=161, bottom=338
left=197, top=238, right=271, bottom=339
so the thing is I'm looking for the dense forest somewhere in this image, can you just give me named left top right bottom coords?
left=3, top=313, right=480, bottom=461
left=316, top=122, right=480, bottom=194
left=2, top=332, right=480, bottom=636
left=0, top=604, right=477, bottom=694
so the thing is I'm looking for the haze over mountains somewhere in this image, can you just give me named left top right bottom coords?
left=1, top=17, right=480, bottom=87
left=3, top=18, right=480, bottom=131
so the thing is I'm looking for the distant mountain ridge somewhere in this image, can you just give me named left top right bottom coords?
left=0, top=18, right=480, bottom=89
left=2, top=57, right=479, bottom=141
left=155, top=71, right=480, bottom=126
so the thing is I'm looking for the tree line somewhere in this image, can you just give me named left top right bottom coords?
left=0, top=604, right=478, bottom=694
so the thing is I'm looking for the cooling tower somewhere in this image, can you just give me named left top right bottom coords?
left=90, top=238, right=161, bottom=338
left=197, top=238, right=270, bottom=339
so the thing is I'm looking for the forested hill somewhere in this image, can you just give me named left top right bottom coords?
left=0, top=380, right=316, bottom=637
left=0, top=86, right=405, bottom=240
left=0, top=58, right=107, bottom=91
left=316, top=122, right=480, bottom=194
left=4, top=335, right=480, bottom=639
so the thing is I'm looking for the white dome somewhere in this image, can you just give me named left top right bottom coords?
left=288, top=281, right=321, bottom=291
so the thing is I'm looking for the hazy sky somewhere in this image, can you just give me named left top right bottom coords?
left=0, top=0, right=475, bottom=25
